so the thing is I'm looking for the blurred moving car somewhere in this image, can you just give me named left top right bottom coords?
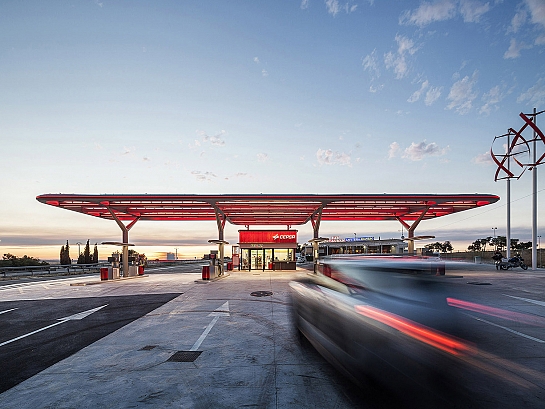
left=289, top=256, right=472, bottom=407
left=296, top=256, right=306, bottom=263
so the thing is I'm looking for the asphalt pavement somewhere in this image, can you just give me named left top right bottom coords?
left=0, top=262, right=544, bottom=408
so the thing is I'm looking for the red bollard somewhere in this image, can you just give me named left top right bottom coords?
left=202, top=265, right=210, bottom=280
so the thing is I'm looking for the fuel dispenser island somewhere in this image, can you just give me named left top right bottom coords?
left=202, top=250, right=220, bottom=280
left=101, top=250, right=146, bottom=280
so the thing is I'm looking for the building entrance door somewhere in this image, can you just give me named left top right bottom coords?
left=250, top=249, right=262, bottom=270
left=249, top=249, right=273, bottom=271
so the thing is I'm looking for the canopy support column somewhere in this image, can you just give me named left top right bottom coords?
left=107, top=208, right=139, bottom=278
left=310, top=207, right=323, bottom=239
left=396, top=206, right=430, bottom=255
left=212, top=207, right=228, bottom=276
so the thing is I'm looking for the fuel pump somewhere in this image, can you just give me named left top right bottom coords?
left=107, top=253, right=120, bottom=279
left=209, top=250, right=218, bottom=279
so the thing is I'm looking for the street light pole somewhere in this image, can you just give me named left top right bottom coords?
left=538, top=235, right=542, bottom=268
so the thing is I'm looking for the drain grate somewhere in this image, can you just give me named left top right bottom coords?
left=139, top=345, right=157, bottom=351
left=167, top=351, right=202, bottom=362
left=250, top=291, right=273, bottom=297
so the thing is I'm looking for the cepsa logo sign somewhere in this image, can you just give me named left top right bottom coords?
left=239, top=230, right=298, bottom=244
left=273, top=233, right=296, bottom=241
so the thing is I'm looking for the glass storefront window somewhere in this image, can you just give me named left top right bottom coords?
left=273, top=249, right=294, bottom=262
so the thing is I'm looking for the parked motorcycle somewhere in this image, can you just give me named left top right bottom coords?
left=498, top=255, right=528, bottom=270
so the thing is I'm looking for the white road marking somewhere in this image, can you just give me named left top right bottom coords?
left=504, top=294, right=545, bottom=307
left=0, top=276, right=96, bottom=291
left=190, top=302, right=230, bottom=351
left=466, top=313, right=545, bottom=343
left=0, top=308, right=18, bottom=315
left=0, top=304, right=108, bottom=348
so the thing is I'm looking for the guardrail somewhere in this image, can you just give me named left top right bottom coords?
left=0, top=263, right=105, bottom=279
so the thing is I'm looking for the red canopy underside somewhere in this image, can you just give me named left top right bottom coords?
left=36, top=193, right=499, bottom=226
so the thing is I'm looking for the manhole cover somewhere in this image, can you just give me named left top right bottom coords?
left=167, top=351, right=202, bottom=362
left=139, top=345, right=157, bottom=351
left=250, top=291, right=273, bottom=297
left=467, top=282, right=492, bottom=285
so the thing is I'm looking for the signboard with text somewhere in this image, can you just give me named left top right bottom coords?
left=239, top=230, right=298, bottom=244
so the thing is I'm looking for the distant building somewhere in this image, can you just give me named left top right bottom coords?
left=318, top=236, right=407, bottom=256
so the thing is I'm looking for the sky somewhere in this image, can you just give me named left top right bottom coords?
left=1, top=0, right=545, bottom=260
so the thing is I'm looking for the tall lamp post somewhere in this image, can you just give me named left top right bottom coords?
left=539, top=235, right=542, bottom=268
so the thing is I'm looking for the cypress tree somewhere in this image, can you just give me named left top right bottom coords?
left=60, top=245, right=65, bottom=264
left=65, top=240, right=71, bottom=265
left=93, top=243, right=99, bottom=263
left=83, top=240, right=91, bottom=264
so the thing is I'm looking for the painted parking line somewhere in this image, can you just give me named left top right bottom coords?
left=0, top=305, right=108, bottom=348
left=504, top=294, right=545, bottom=307
left=465, top=313, right=545, bottom=343
left=0, top=308, right=18, bottom=315
left=0, top=276, right=96, bottom=291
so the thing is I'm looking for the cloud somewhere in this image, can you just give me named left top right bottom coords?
left=325, top=0, right=341, bottom=16
left=507, top=1, right=545, bottom=47
left=400, top=0, right=491, bottom=27
left=400, top=0, right=457, bottom=27
left=324, top=0, right=357, bottom=16
left=262, top=69, right=269, bottom=77
left=301, top=0, right=310, bottom=10
left=509, top=8, right=527, bottom=33
left=316, top=148, right=352, bottom=166
left=408, top=80, right=429, bottom=103
left=526, top=0, right=545, bottom=30
left=388, top=142, right=400, bottom=159
left=253, top=57, right=260, bottom=63
left=257, top=153, right=269, bottom=162
left=473, top=151, right=494, bottom=164
left=402, top=141, right=450, bottom=161
left=503, top=38, right=531, bottom=59
left=384, top=35, right=418, bottom=79
left=122, top=146, right=136, bottom=155
left=479, top=85, right=504, bottom=114
left=425, top=86, right=442, bottom=105
left=459, top=0, right=490, bottom=23
left=446, top=71, right=478, bottom=114
left=362, top=49, right=381, bottom=80
left=196, top=129, right=226, bottom=146
left=517, top=77, right=545, bottom=107
left=191, top=170, right=217, bottom=182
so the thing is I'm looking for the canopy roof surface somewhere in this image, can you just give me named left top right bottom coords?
left=36, top=193, right=499, bottom=226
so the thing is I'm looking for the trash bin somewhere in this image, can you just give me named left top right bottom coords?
left=100, top=267, right=108, bottom=281
left=202, top=265, right=210, bottom=280
left=227, top=262, right=233, bottom=271
left=138, top=265, right=144, bottom=275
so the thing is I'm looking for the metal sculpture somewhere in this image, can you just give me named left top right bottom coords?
left=491, top=111, right=545, bottom=181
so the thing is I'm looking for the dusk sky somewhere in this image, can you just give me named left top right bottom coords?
left=1, top=0, right=545, bottom=260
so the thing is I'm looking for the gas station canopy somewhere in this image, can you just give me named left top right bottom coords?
left=36, top=193, right=499, bottom=226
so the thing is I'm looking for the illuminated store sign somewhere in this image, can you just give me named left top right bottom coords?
left=239, top=230, right=298, bottom=244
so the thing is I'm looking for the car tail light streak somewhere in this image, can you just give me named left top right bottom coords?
left=446, top=297, right=545, bottom=326
left=354, top=305, right=472, bottom=356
